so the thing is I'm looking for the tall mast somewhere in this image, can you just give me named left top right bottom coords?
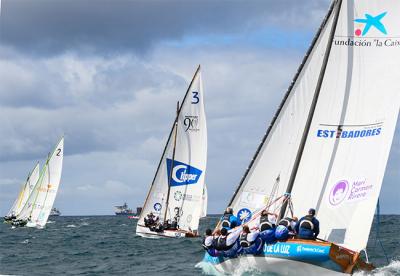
left=163, top=101, right=180, bottom=223
left=279, top=0, right=343, bottom=219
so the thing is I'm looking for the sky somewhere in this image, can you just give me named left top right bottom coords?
left=0, top=0, right=399, bottom=216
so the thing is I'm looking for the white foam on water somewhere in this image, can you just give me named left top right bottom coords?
left=47, top=221, right=55, bottom=224
left=81, top=222, right=89, bottom=226
left=195, top=259, right=264, bottom=276
left=195, top=261, right=224, bottom=275
left=354, top=260, right=400, bottom=276
left=20, top=239, right=29, bottom=244
left=66, top=224, right=77, bottom=228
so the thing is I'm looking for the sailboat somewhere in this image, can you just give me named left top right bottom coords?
left=203, top=0, right=400, bottom=274
left=136, top=66, right=207, bottom=238
left=13, top=137, right=64, bottom=228
left=3, top=163, right=40, bottom=223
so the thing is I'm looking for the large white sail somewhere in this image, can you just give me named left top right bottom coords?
left=18, top=138, right=64, bottom=228
left=7, top=163, right=40, bottom=217
left=223, top=0, right=400, bottom=253
left=290, top=0, right=400, bottom=252
left=137, top=66, right=207, bottom=233
left=226, top=3, right=337, bottom=224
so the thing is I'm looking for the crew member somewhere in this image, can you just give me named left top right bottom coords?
left=239, top=225, right=262, bottom=255
left=295, top=208, right=320, bottom=240
left=214, top=227, right=241, bottom=258
left=220, top=207, right=241, bottom=230
left=144, top=212, right=156, bottom=227
left=258, top=210, right=277, bottom=231
left=202, top=229, right=217, bottom=256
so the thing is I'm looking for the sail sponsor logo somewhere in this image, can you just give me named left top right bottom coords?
left=328, top=179, right=373, bottom=206
left=354, top=12, right=387, bottom=37
left=166, top=159, right=202, bottom=186
left=173, top=191, right=200, bottom=202
left=329, top=180, right=349, bottom=206
left=237, top=208, right=252, bottom=223
left=174, top=191, right=183, bottom=201
left=153, top=203, right=162, bottom=212
left=183, top=115, right=200, bottom=132
left=316, top=123, right=382, bottom=139
left=334, top=11, right=400, bottom=48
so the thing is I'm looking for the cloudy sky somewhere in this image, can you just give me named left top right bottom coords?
left=0, top=0, right=398, bottom=216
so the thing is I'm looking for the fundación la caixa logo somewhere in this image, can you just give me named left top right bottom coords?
left=166, top=159, right=202, bottom=186
left=354, top=12, right=387, bottom=37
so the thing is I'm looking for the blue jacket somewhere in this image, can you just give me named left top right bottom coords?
left=295, top=215, right=320, bottom=239
left=220, top=213, right=241, bottom=230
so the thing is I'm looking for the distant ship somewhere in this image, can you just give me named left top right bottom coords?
left=115, top=203, right=142, bottom=216
left=49, top=208, right=61, bottom=216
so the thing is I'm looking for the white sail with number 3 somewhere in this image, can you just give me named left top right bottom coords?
left=136, top=66, right=207, bottom=238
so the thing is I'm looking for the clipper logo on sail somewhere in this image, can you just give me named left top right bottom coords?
left=316, top=123, right=382, bottom=139
left=166, top=159, right=202, bottom=186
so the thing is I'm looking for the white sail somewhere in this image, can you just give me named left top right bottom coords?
left=7, top=163, right=40, bottom=217
left=16, top=163, right=40, bottom=216
left=226, top=3, right=337, bottom=225
left=137, top=66, right=207, bottom=233
left=201, top=185, right=207, bottom=218
left=290, top=0, right=400, bottom=252
left=18, top=138, right=64, bottom=228
left=224, top=0, right=400, bottom=253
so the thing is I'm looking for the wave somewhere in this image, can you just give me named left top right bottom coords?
left=195, top=260, right=263, bottom=276
left=195, top=261, right=222, bottom=276
left=66, top=224, right=77, bottom=228
left=355, top=260, right=400, bottom=276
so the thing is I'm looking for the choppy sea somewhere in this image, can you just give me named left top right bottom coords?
left=0, top=215, right=399, bottom=275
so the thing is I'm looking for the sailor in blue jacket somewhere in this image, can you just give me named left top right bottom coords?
left=220, top=207, right=241, bottom=230
left=295, top=208, right=320, bottom=240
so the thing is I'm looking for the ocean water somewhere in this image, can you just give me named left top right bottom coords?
left=0, top=215, right=399, bottom=275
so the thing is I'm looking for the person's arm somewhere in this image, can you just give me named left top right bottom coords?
left=295, top=218, right=302, bottom=233
left=313, top=219, right=320, bottom=237
left=226, top=227, right=242, bottom=246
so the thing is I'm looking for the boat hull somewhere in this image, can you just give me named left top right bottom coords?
left=206, top=255, right=345, bottom=275
left=136, top=224, right=197, bottom=239
left=202, top=239, right=373, bottom=275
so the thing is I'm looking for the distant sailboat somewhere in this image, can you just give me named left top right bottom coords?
left=203, top=0, right=400, bottom=274
left=3, top=163, right=40, bottom=223
left=136, top=66, right=207, bottom=238
left=13, top=137, right=64, bottom=228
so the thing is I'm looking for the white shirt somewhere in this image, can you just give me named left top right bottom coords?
left=204, top=236, right=213, bottom=247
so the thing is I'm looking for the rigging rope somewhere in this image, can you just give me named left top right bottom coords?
left=375, top=198, right=389, bottom=264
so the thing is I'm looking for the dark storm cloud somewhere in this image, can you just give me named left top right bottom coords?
left=0, top=0, right=330, bottom=56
